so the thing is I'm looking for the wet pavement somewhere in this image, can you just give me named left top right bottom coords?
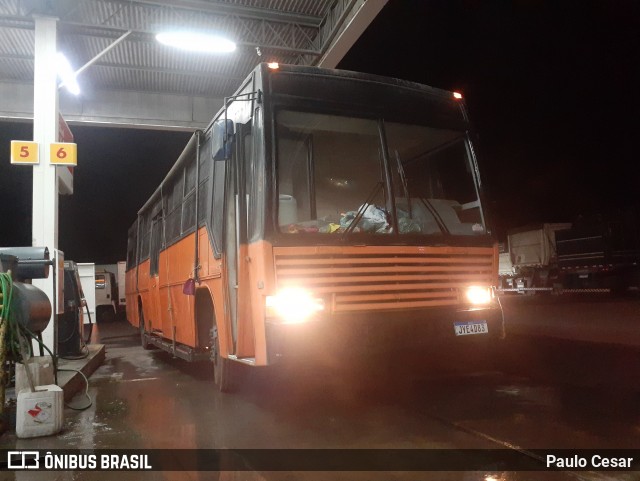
left=500, top=292, right=640, bottom=347
left=1, top=295, right=640, bottom=481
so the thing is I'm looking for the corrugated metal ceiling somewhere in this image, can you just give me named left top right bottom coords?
left=0, top=0, right=351, bottom=97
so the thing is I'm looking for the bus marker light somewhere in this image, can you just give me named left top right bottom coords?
left=453, top=92, right=463, bottom=99
left=267, top=62, right=280, bottom=70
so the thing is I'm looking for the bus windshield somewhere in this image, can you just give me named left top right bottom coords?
left=276, top=110, right=486, bottom=236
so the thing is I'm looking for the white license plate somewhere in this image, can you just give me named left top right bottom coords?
left=454, top=320, right=488, bottom=336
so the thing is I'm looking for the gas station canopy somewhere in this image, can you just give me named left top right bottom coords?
left=0, top=0, right=387, bottom=130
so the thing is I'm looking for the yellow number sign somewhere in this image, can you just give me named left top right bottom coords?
left=50, top=142, right=77, bottom=166
left=10, top=140, right=39, bottom=164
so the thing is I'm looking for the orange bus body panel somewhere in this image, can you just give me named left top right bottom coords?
left=126, top=227, right=230, bottom=352
left=244, top=240, right=277, bottom=364
left=159, top=231, right=201, bottom=347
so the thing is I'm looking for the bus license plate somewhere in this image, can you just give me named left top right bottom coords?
left=454, top=321, right=488, bottom=336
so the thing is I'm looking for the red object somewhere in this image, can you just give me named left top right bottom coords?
left=27, top=406, right=42, bottom=418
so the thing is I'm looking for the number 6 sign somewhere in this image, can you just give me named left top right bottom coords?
left=49, top=142, right=77, bottom=166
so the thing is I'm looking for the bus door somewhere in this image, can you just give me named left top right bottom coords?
left=224, top=122, right=252, bottom=354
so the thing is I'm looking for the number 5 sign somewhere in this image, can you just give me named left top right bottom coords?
left=50, top=142, right=77, bottom=166
left=10, top=141, right=39, bottom=164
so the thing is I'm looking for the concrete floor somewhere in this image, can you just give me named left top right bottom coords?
left=2, top=295, right=640, bottom=481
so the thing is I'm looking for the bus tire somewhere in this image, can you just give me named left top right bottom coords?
left=139, top=304, right=153, bottom=350
left=197, top=291, right=235, bottom=392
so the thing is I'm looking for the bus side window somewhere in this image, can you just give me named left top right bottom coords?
left=139, top=213, right=151, bottom=261
left=198, top=135, right=212, bottom=225
left=211, top=158, right=226, bottom=257
left=243, top=124, right=253, bottom=238
left=126, top=221, right=137, bottom=270
left=150, top=215, right=163, bottom=276
left=165, top=172, right=183, bottom=243
left=182, top=153, right=197, bottom=235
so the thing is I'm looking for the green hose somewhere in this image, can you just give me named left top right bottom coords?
left=0, top=271, right=14, bottom=415
left=1, top=272, right=27, bottom=361
left=0, top=272, right=58, bottom=385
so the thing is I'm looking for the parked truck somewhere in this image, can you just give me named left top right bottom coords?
left=95, top=269, right=118, bottom=322
left=498, top=243, right=515, bottom=279
left=500, top=223, right=571, bottom=291
left=92, top=262, right=127, bottom=320
left=117, top=261, right=126, bottom=312
left=500, top=212, right=640, bottom=294
left=556, top=212, right=640, bottom=292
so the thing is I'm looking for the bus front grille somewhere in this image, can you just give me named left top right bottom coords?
left=273, top=247, right=495, bottom=312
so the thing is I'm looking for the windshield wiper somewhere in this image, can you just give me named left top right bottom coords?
left=341, top=181, right=384, bottom=241
left=420, top=198, right=450, bottom=235
left=394, top=150, right=412, bottom=218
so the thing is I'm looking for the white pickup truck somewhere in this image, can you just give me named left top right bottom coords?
left=95, top=269, right=117, bottom=321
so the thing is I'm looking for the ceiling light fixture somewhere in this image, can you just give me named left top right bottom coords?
left=56, top=52, right=80, bottom=95
left=156, top=31, right=236, bottom=53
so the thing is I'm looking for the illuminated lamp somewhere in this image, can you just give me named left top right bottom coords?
left=156, top=31, right=236, bottom=53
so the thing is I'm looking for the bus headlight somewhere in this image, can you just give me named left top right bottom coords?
left=465, top=286, right=493, bottom=305
left=266, top=287, right=325, bottom=324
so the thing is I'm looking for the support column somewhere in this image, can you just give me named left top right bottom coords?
left=31, top=15, right=59, bottom=353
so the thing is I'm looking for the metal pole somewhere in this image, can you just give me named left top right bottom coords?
left=31, top=15, right=59, bottom=353
left=194, top=131, right=201, bottom=282
left=60, top=30, right=131, bottom=88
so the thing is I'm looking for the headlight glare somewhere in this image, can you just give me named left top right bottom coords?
left=266, top=287, right=324, bottom=324
left=465, top=286, right=492, bottom=305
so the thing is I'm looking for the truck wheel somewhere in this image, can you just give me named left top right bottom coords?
left=139, top=305, right=153, bottom=350
left=211, top=325, right=234, bottom=393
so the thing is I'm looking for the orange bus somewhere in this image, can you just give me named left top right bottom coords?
left=125, top=63, right=503, bottom=391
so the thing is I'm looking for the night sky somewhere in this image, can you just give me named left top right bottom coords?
left=1, top=0, right=638, bottom=263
